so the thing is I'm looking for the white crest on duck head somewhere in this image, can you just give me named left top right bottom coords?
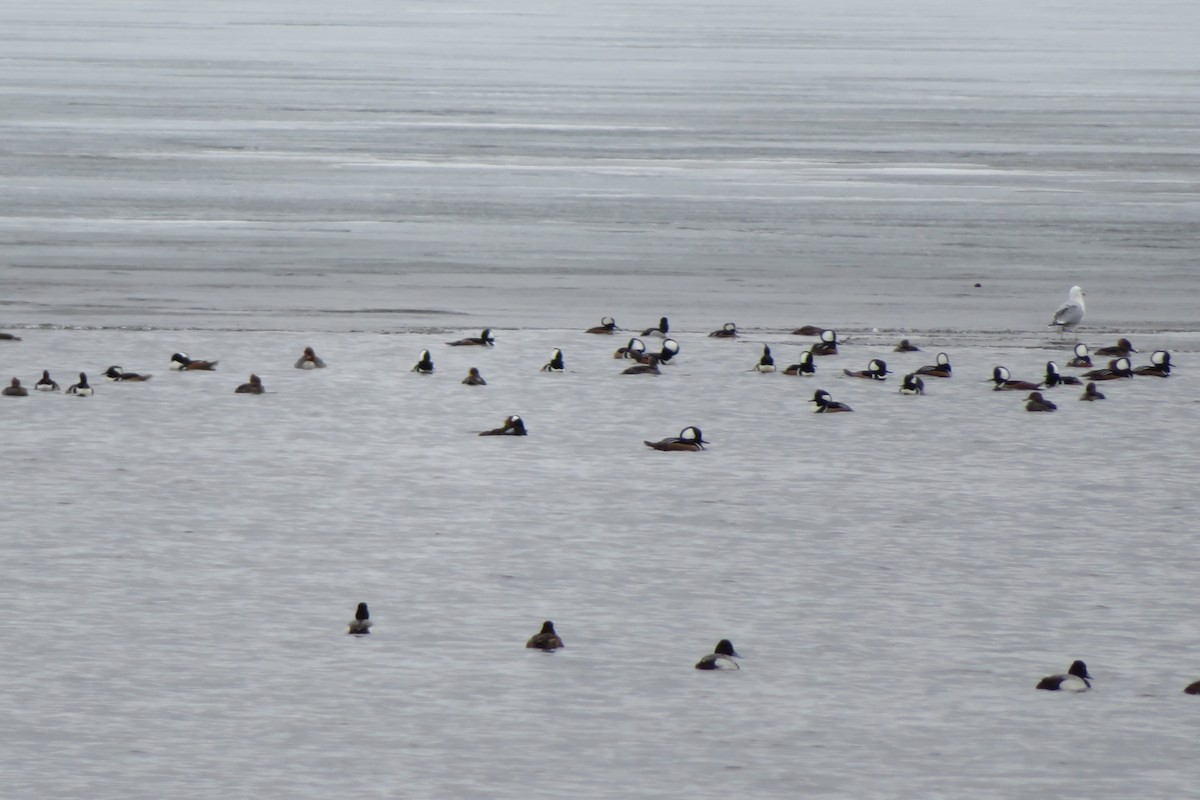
left=1151, top=350, right=1170, bottom=365
left=722, top=322, right=736, bottom=332
left=994, top=366, right=1011, bottom=382
left=1074, top=343, right=1089, bottom=357
left=820, top=330, right=837, bottom=343
left=1114, top=357, right=1131, bottom=371
left=936, top=352, right=950, bottom=366
left=1046, top=361, right=1061, bottom=375
left=600, top=316, right=615, bottom=327
left=869, top=359, right=888, bottom=373
left=680, top=426, right=707, bottom=444
left=661, top=338, right=680, bottom=356
left=812, top=389, right=832, bottom=403
left=628, top=337, right=646, bottom=354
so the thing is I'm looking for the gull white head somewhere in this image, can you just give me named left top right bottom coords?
left=1049, top=285, right=1086, bottom=335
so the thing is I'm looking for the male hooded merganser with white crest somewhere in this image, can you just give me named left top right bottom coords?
left=1080, top=382, right=1105, bottom=401
left=3, top=377, right=28, bottom=396
left=347, top=602, right=373, bottom=635
left=479, top=415, right=527, bottom=436
left=812, top=389, right=852, bottom=412
left=104, top=366, right=152, bottom=382
left=990, top=366, right=1040, bottom=391
left=1025, top=391, right=1057, bottom=412
left=35, top=370, right=59, bottom=391
left=1082, top=357, right=1133, bottom=381
left=843, top=358, right=889, bottom=380
left=811, top=330, right=838, bottom=356
left=622, top=355, right=661, bottom=375
left=170, top=352, right=218, bottom=371
left=1036, top=660, right=1092, bottom=691
left=792, top=325, right=824, bottom=337
left=462, top=367, right=487, bottom=386
left=447, top=328, right=495, bottom=347
left=644, top=426, right=708, bottom=451
left=411, top=349, right=434, bottom=374
left=915, top=353, right=952, bottom=378
left=709, top=322, right=738, bottom=338
left=899, top=373, right=925, bottom=395
left=753, top=345, right=776, bottom=373
left=614, top=337, right=646, bottom=360
left=294, top=347, right=326, bottom=369
left=0, top=332, right=21, bottom=341
left=783, top=350, right=815, bottom=376
left=1068, top=343, right=1093, bottom=368
left=541, top=348, right=565, bottom=372
left=641, top=316, right=669, bottom=337
left=1133, top=350, right=1171, bottom=377
left=66, top=373, right=93, bottom=396
left=695, top=639, right=741, bottom=670
left=894, top=339, right=921, bottom=353
left=586, top=316, right=618, bottom=334
left=655, top=339, right=680, bottom=365
left=526, top=620, right=564, bottom=650
left=235, top=374, right=265, bottom=394
left=1049, top=285, right=1086, bottom=336
left=1041, top=361, right=1081, bottom=387
left=1095, top=337, right=1136, bottom=357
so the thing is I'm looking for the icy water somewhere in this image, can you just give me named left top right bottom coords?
left=2, top=1, right=1200, bottom=798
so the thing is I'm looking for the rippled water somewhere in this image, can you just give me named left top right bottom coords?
left=1, top=1, right=1199, bottom=798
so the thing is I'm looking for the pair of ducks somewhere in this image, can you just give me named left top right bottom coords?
left=411, top=348, right=565, bottom=376
left=526, top=622, right=742, bottom=671
left=586, top=316, right=671, bottom=337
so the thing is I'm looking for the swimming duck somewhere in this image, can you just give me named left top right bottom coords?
left=1133, top=350, right=1171, bottom=377
left=1041, top=361, right=1081, bottom=387
left=812, top=389, right=852, bottom=412
left=990, top=366, right=1040, bottom=391
left=294, top=346, right=326, bottom=369
left=644, top=426, right=708, bottom=451
left=104, top=366, right=152, bottom=382
left=1184, top=680, right=1200, bottom=695
left=1080, top=382, right=1106, bottom=401
left=479, top=415, right=527, bottom=436
left=34, top=370, right=59, bottom=391
left=708, top=322, right=738, bottom=338
left=66, top=373, right=93, bottom=396
left=526, top=620, right=564, bottom=650
left=462, top=367, right=487, bottom=386
left=899, top=373, right=925, bottom=395
left=811, top=330, right=838, bottom=356
left=235, top=374, right=265, bottom=394
left=585, top=316, right=618, bottom=334
left=1095, top=337, right=1136, bottom=357
left=1048, top=285, right=1086, bottom=336
left=792, top=325, right=825, bottom=336
left=170, top=352, right=218, bottom=371
left=613, top=337, right=646, bottom=360
left=783, top=350, right=815, bottom=376
left=541, top=348, right=565, bottom=372
left=641, top=316, right=669, bottom=337
left=1067, top=343, right=1093, bottom=368
left=0, top=332, right=21, bottom=341
left=623, top=355, right=661, bottom=375
left=1082, top=357, right=1133, bottom=381
left=915, top=352, right=952, bottom=378
left=1025, top=391, right=1057, bottom=412
left=411, top=349, right=434, bottom=374
left=1036, top=660, right=1092, bottom=692
left=753, top=345, right=776, bottom=373
left=843, top=358, right=889, bottom=380
left=2, top=378, right=28, bottom=397
left=893, top=339, right=921, bottom=352
left=695, top=639, right=741, bottom=670
left=447, top=328, right=495, bottom=347
left=347, top=602, right=373, bottom=635
left=656, top=339, right=681, bottom=365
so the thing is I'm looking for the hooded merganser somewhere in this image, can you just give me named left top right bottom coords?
left=1041, top=361, right=1081, bottom=387
left=811, top=330, right=838, bottom=356
left=294, top=347, right=326, bottom=369
left=1095, top=337, right=1135, bottom=357
left=843, top=358, right=889, bottom=380
left=812, top=389, right=852, bottom=412
left=899, top=373, right=925, bottom=395
left=479, top=415, right=527, bottom=436
left=104, top=366, right=152, bottom=382
left=411, top=349, right=434, bottom=374
left=644, top=426, right=708, bottom=451
left=462, top=367, right=487, bottom=386
left=915, top=352, right=952, bottom=378
left=447, top=328, right=495, bottom=347
left=1082, top=357, right=1133, bottom=381
left=708, top=322, right=738, bottom=338
left=893, top=339, right=920, bottom=352
left=2, top=377, right=28, bottom=396
left=990, top=366, right=1040, bottom=391
left=783, top=350, right=815, bottom=376
left=171, top=352, right=218, bottom=371
left=753, top=345, right=776, bottom=373
left=585, top=316, right=618, bottom=334
left=235, top=374, right=265, bottom=394
left=541, top=348, right=565, bottom=372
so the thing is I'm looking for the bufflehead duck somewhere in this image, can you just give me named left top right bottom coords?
left=843, top=358, right=889, bottom=380
left=783, top=350, right=815, bottom=376
left=812, top=389, right=852, bottom=412
left=347, top=602, right=373, bottom=635
left=990, top=366, right=1040, bottom=391
left=411, top=349, right=434, bottom=374
left=641, top=316, right=669, bottom=337
left=104, top=366, right=152, bottom=382
left=526, top=620, right=564, bottom=651
left=586, top=316, right=618, bottom=334
left=462, top=367, right=487, bottom=386
left=34, top=370, right=60, bottom=391
left=915, top=352, right=952, bottom=378
left=1068, top=343, right=1093, bottom=368
left=622, top=355, right=661, bottom=375
left=479, top=415, right=527, bottom=436
left=811, top=329, right=839, bottom=356
left=899, top=373, right=925, bottom=395
left=1048, top=285, right=1085, bottom=335
left=656, top=338, right=681, bottom=364
left=1082, top=357, right=1133, bottom=381
left=170, top=352, right=218, bottom=371
left=1041, top=361, right=1081, bottom=387
left=235, top=374, right=265, bottom=394
left=708, top=322, right=738, bottom=338
left=893, top=339, right=921, bottom=352
left=613, top=337, right=646, bottom=360
left=695, top=639, right=741, bottom=670
left=1036, top=660, right=1092, bottom=691
left=1025, top=391, right=1057, bottom=412
left=1080, top=382, right=1106, bottom=401
left=2, top=377, right=28, bottom=396
left=792, top=325, right=824, bottom=336
left=644, top=426, right=708, bottom=451
left=541, top=348, right=565, bottom=372
left=1095, top=337, right=1136, bottom=357
left=66, top=373, right=93, bottom=396
left=447, top=328, right=495, bottom=347
left=1133, top=350, right=1171, bottom=377
left=753, top=345, right=776, bottom=373
left=294, top=347, right=326, bottom=369
left=0, top=332, right=21, bottom=341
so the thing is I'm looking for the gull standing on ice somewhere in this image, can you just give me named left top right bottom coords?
left=1049, top=286, right=1086, bottom=337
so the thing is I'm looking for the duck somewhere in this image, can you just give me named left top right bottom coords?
left=1184, top=680, right=1200, bottom=695
left=1133, top=350, right=1171, bottom=377
left=1095, top=337, right=1136, bottom=357
left=899, top=373, right=925, bottom=395
left=585, top=316, right=618, bottom=334
left=541, top=348, right=565, bottom=372
left=753, top=345, right=776, bottom=373
left=708, top=322, right=738, bottom=338
left=462, top=367, right=487, bottom=386
left=812, top=389, right=852, bottom=412
left=843, top=358, right=889, bottom=380
left=525, top=620, right=564, bottom=651
left=1048, top=285, right=1085, bottom=336
left=170, top=352, right=218, bottom=371
left=622, top=355, right=661, bottom=375
left=644, top=426, right=708, bottom=451
left=893, top=339, right=921, bottom=352
left=1080, top=382, right=1106, bottom=401
left=347, top=602, right=373, bottom=635
left=613, top=337, right=646, bottom=360
left=411, top=349, right=434, bottom=374
left=1067, top=343, right=1093, bottom=368
left=447, top=328, right=495, bottom=347
left=791, top=325, right=824, bottom=337
left=915, top=352, right=952, bottom=378
left=294, top=346, right=326, bottom=369
left=811, top=329, right=838, bottom=356
left=640, top=316, right=669, bottom=337
left=990, top=366, right=1040, bottom=391
left=2, top=377, right=28, bottom=397
left=1025, top=391, right=1057, bottom=412
left=0, top=332, right=21, bottom=341
left=235, top=374, right=265, bottom=394
left=66, top=373, right=93, bottom=396
left=1036, top=660, right=1092, bottom=692
left=783, top=350, right=815, bottom=376
left=695, top=639, right=741, bottom=670
left=479, top=415, right=527, bottom=436
left=1082, top=357, right=1133, bottom=381
left=34, top=370, right=60, bottom=391
left=1041, top=361, right=1081, bottom=387
left=656, top=339, right=681, bottom=365
left=104, top=366, right=152, bottom=382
